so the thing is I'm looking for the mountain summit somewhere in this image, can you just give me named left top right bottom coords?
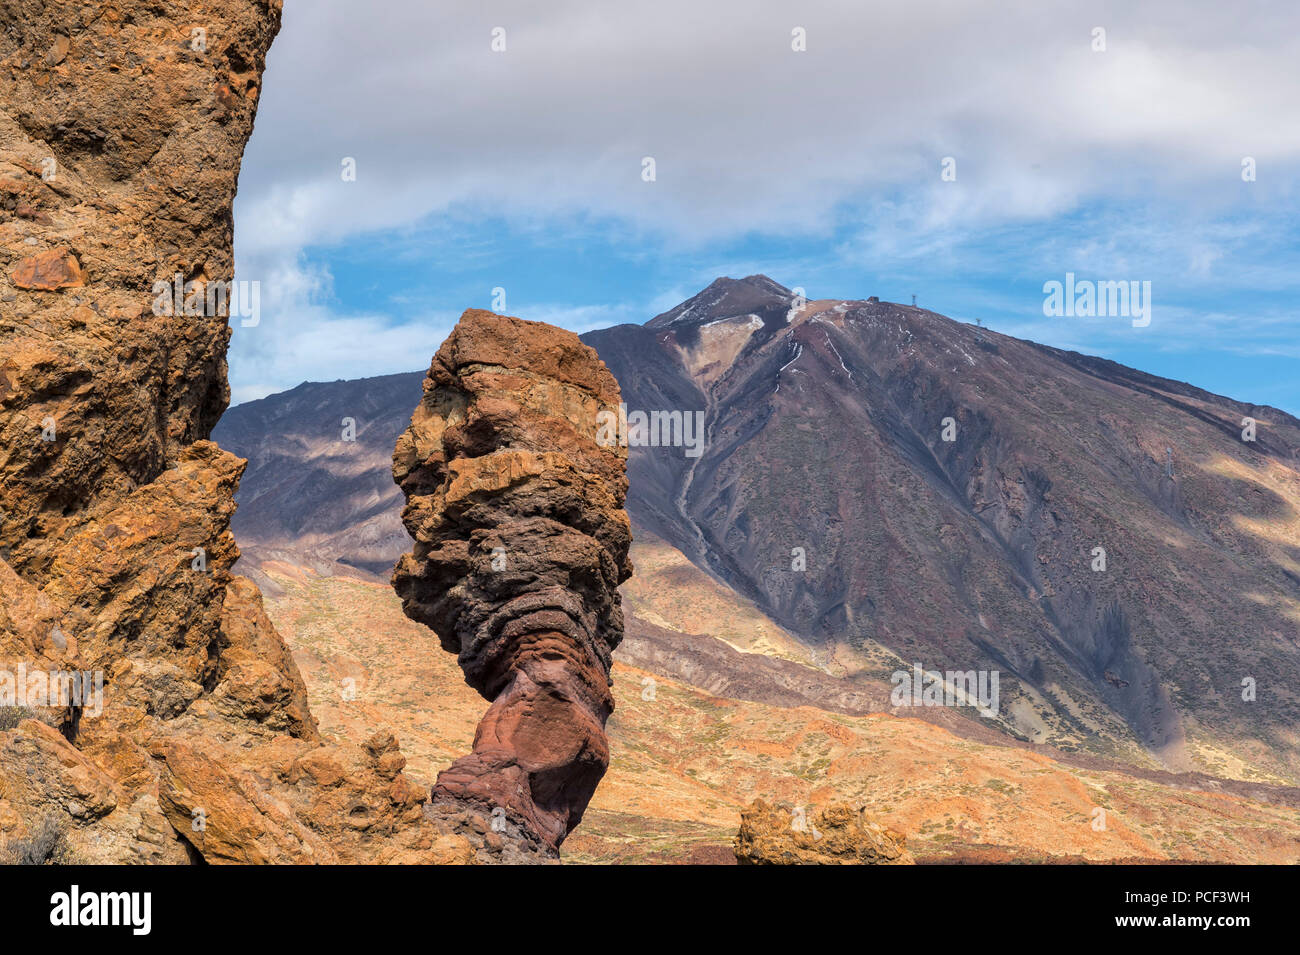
left=585, top=280, right=1300, bottom=781
left=646, top=274, right=797, bottom=330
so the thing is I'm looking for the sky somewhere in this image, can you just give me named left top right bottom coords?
left=229, top=0, right=1300, bottom=413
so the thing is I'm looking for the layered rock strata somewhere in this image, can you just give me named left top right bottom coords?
left=392, top=309, right=633, bottom=854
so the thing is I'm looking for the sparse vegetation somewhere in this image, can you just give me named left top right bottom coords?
left=0, top=705, right=34, bottom=731
left=0, top=706, right=62, bottom=732
left=0, top=815, right=73, bottom=865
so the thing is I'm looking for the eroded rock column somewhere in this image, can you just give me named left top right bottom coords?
left=392, top=309, right=633, bottom=853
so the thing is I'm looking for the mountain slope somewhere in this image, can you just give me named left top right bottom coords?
left=213, top=371, right=424, bottom=578
left=260, top=562, right=1300, bottom=865
left=582, top=276, right=1300, bottom=782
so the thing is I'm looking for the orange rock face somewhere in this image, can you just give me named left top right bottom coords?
left=734, top=799, right=915, bottom=865
left=0, top=0, right=476, bottom=864
left=393, top=310, right=633, bottom=855
left=10, top=248, right=84, bottom=289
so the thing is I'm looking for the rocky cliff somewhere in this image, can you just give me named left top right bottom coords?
left=392, top=309, right=633, bottom=853
left=0, top=0, right=514, bottom=864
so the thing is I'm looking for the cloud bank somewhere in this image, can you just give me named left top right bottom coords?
left=229, top=0, right=1300, bottom=404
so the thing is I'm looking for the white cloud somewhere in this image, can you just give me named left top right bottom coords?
left=226, top=255, right=645, bottom=403
left=239, top=0, right=1300, bottom=239
left=229, top=0, right=1300, bottom=399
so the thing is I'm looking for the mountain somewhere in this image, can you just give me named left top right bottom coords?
left=585, top=275, right=1300, bottom=783
left=213, top=372, right=424, bottom=579
left=217, top=277, right=1300, bottom=788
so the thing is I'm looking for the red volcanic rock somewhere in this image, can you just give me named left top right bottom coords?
left=11, top=248, right=85, bottom=290
left=393, top=309, right=633, bottom=855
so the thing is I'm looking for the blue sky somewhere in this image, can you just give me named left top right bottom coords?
left=229, top=1, right=1300, bottom=414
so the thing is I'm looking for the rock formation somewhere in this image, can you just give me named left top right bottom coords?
left=0, top=0, right=490, bottom=864
left=733, top=799, right=914, bottom=865
left=392, top=309, right=633, bottom=854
